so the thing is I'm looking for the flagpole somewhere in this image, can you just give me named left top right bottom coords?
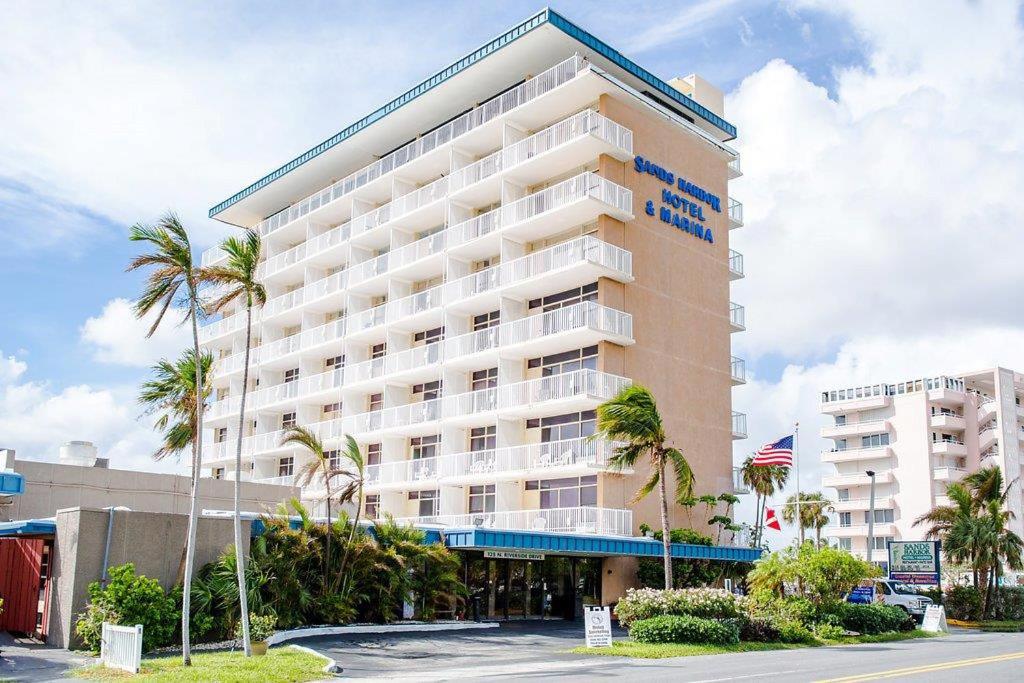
left=795, top=422, right=803, bottom=546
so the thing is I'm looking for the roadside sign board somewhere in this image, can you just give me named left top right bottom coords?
left=584, top=605, right=613, bottom=648
left=921, top=605, right=948, bottom=633
left=847, top=585, right=875, bottom=604
left=483, top=550, right=545, bottom=561
left=888, top=541, right=940, bottom=584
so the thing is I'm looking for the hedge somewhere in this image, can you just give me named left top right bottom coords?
left=630, top=614, right=740, bottom=645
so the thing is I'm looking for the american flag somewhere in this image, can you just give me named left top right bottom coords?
left=752, top=435, right=794, bottom=467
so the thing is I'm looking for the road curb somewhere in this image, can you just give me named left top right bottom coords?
left=268, top=621, right=500, bottom=646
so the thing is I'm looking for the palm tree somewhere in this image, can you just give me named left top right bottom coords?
left=782, top=492, right=832, bottom=547
left=280, top=426, right=341, bottom=593
left=200, top=229, right=265, bottom=657
left=127, top=212, right=207, bottom=666
left=741, top=455, right=789, bottom=547
left=330, top=435, right=367, bottom=593
left=594, top=384, right=694, bottom=590
left=716, top=493, right=740, bottom=544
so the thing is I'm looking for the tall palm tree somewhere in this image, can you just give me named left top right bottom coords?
left=331, top=434, right=367, bottom=593
left=594, top=384, right=694, bottom=590
left=741, top=456, right=789, bottom=547
left=127, top=213, right=207, bottom=666
left=281, top=426, right=340, bottom=593
left=200, top=229, right=265, bottom=657
left=782, top=491, right=832, bottom=547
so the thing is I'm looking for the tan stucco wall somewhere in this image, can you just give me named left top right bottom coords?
left=48, top=507, right=246, bottom=649
left=596, top=93, right=735, bottom=536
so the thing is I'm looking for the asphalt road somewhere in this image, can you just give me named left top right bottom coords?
left=301, top=622, right=1024, bottom=682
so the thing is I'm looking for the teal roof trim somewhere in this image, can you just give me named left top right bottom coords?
left=209, top=7, right=736, bottom=220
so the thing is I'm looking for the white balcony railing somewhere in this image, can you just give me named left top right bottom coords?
left=366, top=437, right=624, bottom=488
left=728, top=249, right=743, bottom=278
left=732, top=411, right=747, bottom=438
left=396, top=505, right=633, bottom=536
left=729, top=302, right=745, bottom=331
left=728, top=197, right=743, bottom=227
left=731, top=356, right=746, bottom=384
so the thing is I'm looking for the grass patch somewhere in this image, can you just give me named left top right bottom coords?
left=571, top=630, right=940, bottom=659
left=69, top=646, right=326, bottom=682
left=979, top=620, right=1024, bottom=632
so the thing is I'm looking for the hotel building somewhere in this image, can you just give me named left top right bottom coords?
left=196, top=9, right=754, bottom=612
left=820, top=367, right=1024, bottom=573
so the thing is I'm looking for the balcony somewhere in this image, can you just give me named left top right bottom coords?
left=821, top=446, right=894, bottom=463
left=732, top=411, right=747, bottom=439
left=831, top=496, right=896, bottom=512
left=731, top=357, right=746, bottom=385
left=448, top=109, right=633, bottom=208
left=978, top=398, right=997, bottom=423
left=732, top=466, right=749, bottom=494
left=823, top=471, right=894, bottom=488
left=728, top=249, right=744, bottom=280
left=931, top=440, right=967, bottom=457
left=820, top=419, right=889, bottom=439
left=728, top=198, right=743, bottom=229
left=199, top=309, right=260, bottom=346
left=979, top=427, right=999, bottom=453
left=728, top=155, right=742, bottom=180
left=832, top=523, right=897, bottom=538
left=729, top=302, right=745, bottom=332
left=365, top=437, right=625, bottom=490
left=933, top=466, right=967, bottom=482
left=820, top=384, right=892, bottom=414
left=929, top=413, right=965, bottom=431
left=446, top=172, right=633, bottom=260
left=395, top=506, right=633, bottom=536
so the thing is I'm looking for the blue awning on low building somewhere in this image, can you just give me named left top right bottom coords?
left=0, top=470, right=25, bottom=496
left=0, top=518, right=56, bottom=538
left=443, top=528, right=762, bottom=562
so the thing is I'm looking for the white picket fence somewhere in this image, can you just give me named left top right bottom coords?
left=100, top=622, right=143, bottom=674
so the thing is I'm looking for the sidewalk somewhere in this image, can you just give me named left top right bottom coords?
left=0, top=632, right=93, bottom=682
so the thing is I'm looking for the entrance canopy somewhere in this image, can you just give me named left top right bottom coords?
left=0, top=518, right=55, bottom=539
left=443, top=527, right=762, bottom=562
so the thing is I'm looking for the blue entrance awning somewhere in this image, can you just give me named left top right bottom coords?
left=0, top=518, right=55, bottom=538
left=0, top=470, right=25, bottom=496
left=443, top=528, right=762, bottom=562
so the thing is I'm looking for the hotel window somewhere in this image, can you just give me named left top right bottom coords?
left=837, top=488, right=850, bottom=502
left=323, top=402, right=342, bottom=418
left=864, top=509, right=894, bottom=524
left=414, top=326, right=445, bottom=345
left=281, top=412, right=296, bottom=429
left=526, top=476, right=597, bottom=509
left=838, top=512, right=852, bottom=527
left=472, top=256, right=497, bottom=272
left=212, top=467, right=225, bottom=480
left=861, top=433, right=890, bottom=448
left=278, top=456, right=294, bottom=477
left=471, top=368, right=498, bottom=391
left=325, top=354, right=344, bottom=370
left=366, top=443, right=382, bottom=466
left=834, top=415, right=847, bottom=425
left=215, top=427, right=228, bottom=443
left=872, top=536, right=894, bottom=550
left=326, top=309, right=346, bottom=322
left=284, top=367, right=300, bottom=383
left=409, top=490, right=439, bottom=517
left=528, top=282, right=597, bottom=312
left=325, top=449, right=340, bottom=471
left=470, top=426, right=496, bottom=452
left=370, top=343, right=387, bottom=359
left=368, top=393, right=383, bottom=412
left=527, top=346, right=597, bottom=376
left=216, top=387, right=229, bottom=401
left=838, top=538, right=852, bottom=550
left=933, top=432, right=962, bottom=444
left=469, top=484, right=496, bottom=514
left=473, top=310, right=500, bottom=331
left=365, top=494, right=380, bottom=519
left=527, top=411, right=596, bottom=442
left=411, top=435, right=440, bottom=460
left=412, top=380, right=442, bottom=401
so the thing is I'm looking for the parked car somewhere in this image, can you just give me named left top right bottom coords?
left=873, top=579, right=934, bottom=620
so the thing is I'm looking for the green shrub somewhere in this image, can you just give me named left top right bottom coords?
left=738, top=616, right=781, bottom=642
left=615, top=587, right=744, bottom=627
left=238, top=614, right=277, bottom=642
left=74, top=563, right=178, bottom=653
left=630, top=615, right=740, bottom=645
left=918, top=587, right=943, bottom=606
left=813, top=622, right=846, bottom=640
left=944, top=585, right=983, bottom=621
left=993, top=587, right=1024, bottom=621
left=776, top=620, right=815, bottom=643
left=840, top=604, right=911, bottom=634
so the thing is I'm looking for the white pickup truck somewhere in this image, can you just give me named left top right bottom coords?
left=873, top=579, right=934, bottom=619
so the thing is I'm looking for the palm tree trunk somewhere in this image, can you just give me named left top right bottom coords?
left=324, top=483, right=332, bottom=595
left=753, top=492, right=763, bottom=547
left=232, top=303, right=253, bottom=656
left=338, top=482, right=362, bottom=592
left=181, top=293, right=205, bottom=666
left=657, top=457, right=672, bottom=590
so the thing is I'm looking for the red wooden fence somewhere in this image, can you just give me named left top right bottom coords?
left=0, top=538, right=46, bottom=636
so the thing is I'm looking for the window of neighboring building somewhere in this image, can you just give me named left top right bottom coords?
left=872, top=536, right=894, bottom=550
left=411, top=435, right=440, bottom=460
left=278, top=456, right=294, bottom=477
left=409, top=490, right=439, bottom=516
left=834, top=415, right=847, bottom=425
left=839, top=512, right=852, bottom=527
left=325, top=449, right=340, bottom=471
left=212, top=467, right=225, bottom=480
left=412, top=380, right=442, bottom=401
left=470, top=426, right=496, bottom=452
left=861, top=433, right=890, bottom=448
left=369, top=393, right=383, bottom=412
left=326, top=354, right=345, bottom=370
left=526, top=411, right=596, bottom=442
left=864, top=509, right=894, bottom=524
left=473, top=310, right=500, bottom=331
left=838, top=538, right=852, bottom=550
left=527, top=345, right=597, bottom=376
left=366, top=443, right=382, bottom=466
left=469, top=484, right=496, bottom=514
left=371, top=343, right=387, bottom=359
left=215, top=427, right=228, bottom=443
left=323, top=402, right=342, bottom=418
left=471, top=368, right=498, bottom=391
left=365, top=494, right=380, bottom=519
left=526, top=475, right=597, bottom=509
left=528, top=282, right=597, bottom=312
left=414, top=327, right=445, bottom=344
left=281, top=412, right=296, bottom=429
left=837, top=488, right=850, bottom=501
left=284, top=367, right=300, bottom=383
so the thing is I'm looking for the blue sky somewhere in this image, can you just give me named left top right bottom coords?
left=3, top=1, right=1023, bottom=546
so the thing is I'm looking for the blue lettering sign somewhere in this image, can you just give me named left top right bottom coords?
left=638, top=156, right=719, bottom=245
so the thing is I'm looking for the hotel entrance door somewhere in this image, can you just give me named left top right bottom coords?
left=461, top=552, right=602, bottom=620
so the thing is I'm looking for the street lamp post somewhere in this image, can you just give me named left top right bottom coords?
left=866, top=470, right=876, bottom=565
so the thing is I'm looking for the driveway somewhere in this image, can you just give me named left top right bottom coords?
left=298, top=622, right=1024, bottom=682
left=0, top=633, right=93, bottom=682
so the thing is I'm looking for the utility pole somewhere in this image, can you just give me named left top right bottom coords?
left=866, top=470, right=876, bottom=566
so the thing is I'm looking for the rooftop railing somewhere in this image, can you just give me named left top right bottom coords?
left=395, top=505, right=633, bottom=536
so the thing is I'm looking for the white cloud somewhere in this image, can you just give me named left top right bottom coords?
left=0, top=352, right=27, bottom=384
left=626, top=0, right=747, bottom=52
left=727, top=0, right=1024, bottom=359
left=80, top=298, right=192, bottom=367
